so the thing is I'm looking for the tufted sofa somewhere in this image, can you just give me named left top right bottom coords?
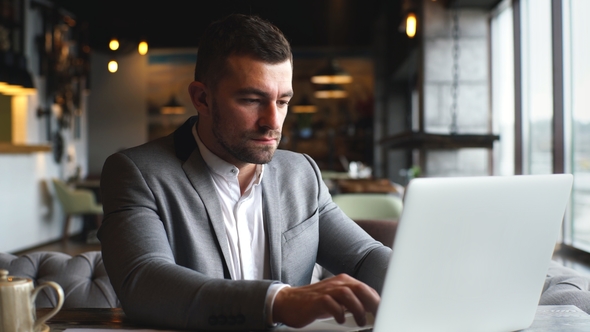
left=0, top=251, right=119, bottom=308
left=540, top=259, right=590, bottom=313
left=1, top=243, right=590, bottom=313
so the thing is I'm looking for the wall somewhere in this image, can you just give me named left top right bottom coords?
left=87, top=49, right=375, bottom=175
left=0, top=0, right=89, bottom=252
left=421, top=0, right=491, bottom=177
left=376, top=0, right=493, bottom=181
left=87, top=52, right=148, bottom=176
left=2, top=21, right=150, bottom=252
left=285, top=54, right=375, bottom=172
left=0, top=153, right=62, bottom=252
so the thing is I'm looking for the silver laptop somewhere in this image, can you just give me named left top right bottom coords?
left=279, top=174, right=573, bottom=332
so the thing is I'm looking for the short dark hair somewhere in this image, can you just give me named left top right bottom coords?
left=194, top=14, right=292, bottom=89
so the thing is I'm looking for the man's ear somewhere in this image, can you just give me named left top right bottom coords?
left=188, top=81, right=210, bottom=115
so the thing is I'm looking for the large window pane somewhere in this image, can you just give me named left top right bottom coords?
left=564, top=0, right=590, bottom=251
left=491, top=1, right=514, bottom=176
left=521, top=0, right=553, bottom=175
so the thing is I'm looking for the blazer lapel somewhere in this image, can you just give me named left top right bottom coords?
left=261, top=162, right=283, bottom=281
left=173, top=116, right=232, bottom=278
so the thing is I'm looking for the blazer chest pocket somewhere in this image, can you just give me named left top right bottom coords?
left=282, top=209, right=319, bottom=243
left=281, top=210, right=320, bottom=285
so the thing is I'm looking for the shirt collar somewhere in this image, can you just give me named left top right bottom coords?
left=192, top=123, right=264, bottom=184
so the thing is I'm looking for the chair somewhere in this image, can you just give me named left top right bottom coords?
left=51, top=178, right=103, bottom=244
left=331, top=193, right=403, bottom=221
left=332, top=193, right=403, bottom=249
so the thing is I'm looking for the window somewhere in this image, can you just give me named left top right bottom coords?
left=563, top=0, right=590, bottom=251
left=491, top=1, right=515, bottom=176
left=521, top=0, right=553, bottom=175
left=491, top=0, right=590, bottom=253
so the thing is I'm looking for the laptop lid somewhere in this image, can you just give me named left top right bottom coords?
left=373, top=174, right=573, bottom=332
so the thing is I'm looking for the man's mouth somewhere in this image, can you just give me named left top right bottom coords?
left=252, top=137, right=278, bottom=144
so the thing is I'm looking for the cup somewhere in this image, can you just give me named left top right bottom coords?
left=0, top=269, right=64, bottom=332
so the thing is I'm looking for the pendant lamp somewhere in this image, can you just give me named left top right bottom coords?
left=311, top=58, right=352, bottom=85
left=160, top=95, right=185, bottom=114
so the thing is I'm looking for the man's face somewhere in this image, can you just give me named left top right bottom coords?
left=207, top=56, right=293, bottom=166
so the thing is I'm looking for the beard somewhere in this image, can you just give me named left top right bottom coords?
left=211, top=98, right=281, bottom=164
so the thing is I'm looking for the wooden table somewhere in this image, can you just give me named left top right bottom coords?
left=39, top=306, right=590, bottom=331
left=38, top=308, right=135, bottom=331
left=39, top=308, right=372, bottom=331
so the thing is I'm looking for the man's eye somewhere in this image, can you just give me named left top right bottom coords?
left=243, top=99, right=260, bottom=104
left=278, top=101, right=289, bottom=107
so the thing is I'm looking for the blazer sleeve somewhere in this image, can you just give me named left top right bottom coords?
left=306, top=154, right=392, bottom=294
left=98, top=152, right=274, bottom=331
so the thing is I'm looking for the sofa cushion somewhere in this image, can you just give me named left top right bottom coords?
left=539, top=260, right=590, bottom=314
left=0, top=251, right=119, bottom=308
left=3, top=250, right=590, bottom=314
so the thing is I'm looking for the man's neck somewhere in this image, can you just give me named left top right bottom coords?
left=237, top=164, right=257, bottom=195
left=195, top=123, right=258, bottom=195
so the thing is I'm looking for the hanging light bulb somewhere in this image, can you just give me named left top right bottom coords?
left=109, top=38, right=119, bottom=51
left=406, top=12, right=417, bottom=38
left=138, top=41, right=148, bottom=55
left=108, top=60, right=118, bottom=73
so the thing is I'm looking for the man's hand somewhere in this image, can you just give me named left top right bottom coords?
left=272, top=273, right=380, bottom=328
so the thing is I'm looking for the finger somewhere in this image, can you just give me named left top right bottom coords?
left=274, top=285, right=347, bottom=327
left=341, top=280, right=380, bottom=312
left=327, top=286, right=367, bottom=326
left=327, top=276, right=381, bottom=325
left=326, top=274, right=381, bottom=312
left=316, top=294, right=347, bottom=324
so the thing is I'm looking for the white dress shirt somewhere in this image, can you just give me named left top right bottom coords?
left=193, top=125, right=269, bottom=280
left=192, top=125, right=287, bottom=325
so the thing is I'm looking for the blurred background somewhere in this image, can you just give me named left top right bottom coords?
left=1, top=0, right=589, bottom=266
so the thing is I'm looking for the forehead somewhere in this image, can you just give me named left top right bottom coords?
left=220, top=55, right=293, bottom=90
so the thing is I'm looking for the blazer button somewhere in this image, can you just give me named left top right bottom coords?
left=208, top=315, right=217, bottom=325
left=236, top=314, right=245, bottom=324
left=217, top=315, right=227, bottom=325
left=227, top=315, right=236, bottom=325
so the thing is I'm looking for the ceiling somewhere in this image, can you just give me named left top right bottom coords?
left=50, top=0, right=387, bottom=53
left=47, top=0, right=503, bottom=59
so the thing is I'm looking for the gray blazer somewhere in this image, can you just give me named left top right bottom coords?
left=98, top=116, right=391, bottom=330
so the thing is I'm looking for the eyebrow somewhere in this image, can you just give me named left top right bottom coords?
left=235, top=87, right=294, bottom=99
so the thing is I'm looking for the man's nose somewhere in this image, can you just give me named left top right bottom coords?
left=258, top=103, right=282, bottom=130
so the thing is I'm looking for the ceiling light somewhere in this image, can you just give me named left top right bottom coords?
left=138, top=41, right=148, bottom=55
left=311, top=59, right=352, bottom=85
left=109, top=39, right=119, bottom=51
left=406, top=12, right=417, bottom=38
left=108, top=60, right=118, bottom=73
left=160, top=95, right=185, bottom=114
left=0, top=52, right=35, bottom=95
left=291, top=96, right=317, bottom=113
left=314, top=84, right=348, bottom=99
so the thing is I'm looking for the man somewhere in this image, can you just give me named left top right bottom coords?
left=98, top=13, right=391, bottom=331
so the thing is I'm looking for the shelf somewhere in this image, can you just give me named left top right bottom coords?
left=0, top=143, right=51, bottom=154
left=380, top=131, right=500, bottom=150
